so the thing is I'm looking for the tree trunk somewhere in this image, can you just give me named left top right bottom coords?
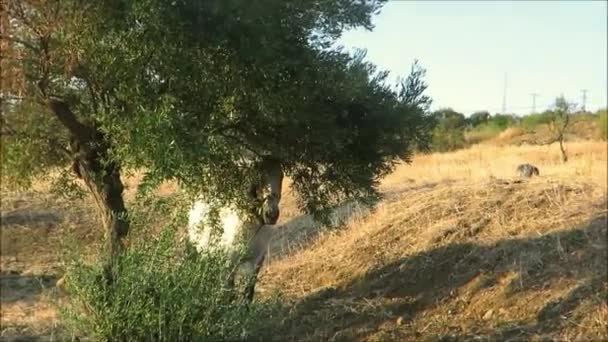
left=71, top=135, right=129, bottom=261
left=48, top=99, right=129, bottom=267
left=558, top=138, right=568, bottom=163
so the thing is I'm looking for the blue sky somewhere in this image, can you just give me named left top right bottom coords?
left=337, top=1, right=607, bottom=115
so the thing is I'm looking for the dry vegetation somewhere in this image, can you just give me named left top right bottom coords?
left=1, top=140, right=607, bottom=341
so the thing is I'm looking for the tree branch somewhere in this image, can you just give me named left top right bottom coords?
left=210, top=122, right=243, bottom=135
left=218, top=132, right=264, bottom=159
left=46, top=97, right=94, bottom=143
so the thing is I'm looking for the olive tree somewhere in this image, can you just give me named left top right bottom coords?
left=1, top=0, right=432, bottom=264
left=548, top=96, right=574, bottom=163
left=2, top=1, right=134, bottom=263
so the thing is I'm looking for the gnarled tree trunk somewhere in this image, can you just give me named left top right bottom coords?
left=71, top=136, right=129, bottom=259
left=48, top=98, right=128, bottom=271
left=558, top=138, right=568, bottom=163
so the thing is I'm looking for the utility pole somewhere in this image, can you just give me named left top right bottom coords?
left=530, top=93, right=540, bottom=113
left=502, top=73, right=507, bottom=114
left=580, top=89, right=588, bottom=112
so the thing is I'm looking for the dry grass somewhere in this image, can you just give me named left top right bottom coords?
left=382, top=141, right=607, bottom=190
left=491, top=126, right=526, bottom=144
left=258, top=140, right=607, bottom=341
left=1, top=140, right=607, bottom=341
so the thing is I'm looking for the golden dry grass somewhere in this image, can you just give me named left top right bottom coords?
left=259, top=140, right=608, bottom=341
left=1, top=140, right=607, bottom=341
left=382, top=141, right=607, bottom=189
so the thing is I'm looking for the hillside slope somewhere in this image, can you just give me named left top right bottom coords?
left=1, top=141, right=606, bottom=341
left=260, top=141, right=608, bottom=341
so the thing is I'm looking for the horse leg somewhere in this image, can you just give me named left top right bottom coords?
left=243, top=251, right=267, bottom=303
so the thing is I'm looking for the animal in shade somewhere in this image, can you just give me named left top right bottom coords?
left=187, top=157, right=283, bottom=302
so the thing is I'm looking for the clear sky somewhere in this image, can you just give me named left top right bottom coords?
left=337, top=0, right=607, bottom=116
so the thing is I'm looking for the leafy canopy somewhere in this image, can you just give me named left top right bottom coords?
left=3, top=0, right=432, bottom=219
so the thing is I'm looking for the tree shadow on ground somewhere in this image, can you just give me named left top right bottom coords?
left=0, top=272, right=58, bottom=305
left=269, top=182, right=446, bottom=262
left=0, top=209, right=61, bottom=228
left=0, top=326, right=71, bottom=342
left=263, top=214, right=607, bottom=341
left=269, top=201, right=371, bottom=261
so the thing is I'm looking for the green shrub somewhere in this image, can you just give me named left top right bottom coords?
left=519, top=111, right=555, bottom=131
left=61, top=197, right=276, bottom=341
left=466, top=111, right=491, bottom=127
left=431, top=115, right=466, bottom=152
left=465, top=122, right=503, bottom=144
left=487, top=114, right=516, bottom=130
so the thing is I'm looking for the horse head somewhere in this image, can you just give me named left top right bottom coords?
left=249, top=157, right=283, bottom=225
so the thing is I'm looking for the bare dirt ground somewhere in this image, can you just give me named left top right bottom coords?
left=0, top=190, right=103, bottom=341
left=1, top=141, right=607, bottom=341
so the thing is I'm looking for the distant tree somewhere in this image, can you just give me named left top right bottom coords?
left=519, top=110, right=555, bottom=131
left=430, top=108, right=466, bottom=152
left=488, top=114, right=516, bottom=130
left=547, top=96, right=574, bottom=163
left=432, top=108, right=466, bottom=127
left=467, top=111, right=490, bottom=127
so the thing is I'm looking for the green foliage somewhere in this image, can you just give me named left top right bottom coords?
left=519, top=111, right=555, bottom=131
left=61, top=196, right=276, bottom=341
left=1, top=99, right=70, bottom=189
left=89, top=3, right=432, bottom=221
left=396, top=60, right=435, bottom=152
left=432, top=108, right=466, bottom=127
left=467, top=111, right=490, bottom=127
left=8, top=0, right=430, bottom=223
left=431, top=109, right=466, bottom=152
left=549, top=96, right=574, bottom=135
left=465, top=122, right=503, bottom=145
left=487, top=114, right=516, bottom=130
left=598, top=109, right=608, bottom=140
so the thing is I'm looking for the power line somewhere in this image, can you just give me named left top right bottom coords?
left=529, top=93, right=540, bottom=113
left=501, top=73, right=508, bottom=114
left=581, top=89, right=588, bottom=112
left=432, top=105, right=537, bottom=115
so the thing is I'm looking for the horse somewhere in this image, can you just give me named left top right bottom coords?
left=187, top=157, right=283, bottom=302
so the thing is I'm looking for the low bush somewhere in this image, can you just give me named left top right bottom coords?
left=60, top=196, right=276, bottom=341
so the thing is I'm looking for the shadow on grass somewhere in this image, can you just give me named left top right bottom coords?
left=269, top=182, right=447, bottom=263
left=0, top=272, right=58, bottom=305
left=0, top=209, right=61, bottom=228
left=269, top=201, right=371, bottom=261
left=260, top=214, right=607, bottom=341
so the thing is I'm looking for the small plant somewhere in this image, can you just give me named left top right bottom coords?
left=60, top=197, right=276, bottom=341
left=548, top=96, right=574, bottom=163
